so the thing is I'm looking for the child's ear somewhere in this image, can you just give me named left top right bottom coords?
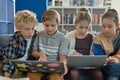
left=57, top=19, right=60, bottom=25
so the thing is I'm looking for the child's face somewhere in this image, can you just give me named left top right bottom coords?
left=75, top=20, right=89, bottom=36
left=102, top=18, right=117, bottom=37
left=18, top=25, right=35, bottom=39
left=43, top=20, right=58, bottom=35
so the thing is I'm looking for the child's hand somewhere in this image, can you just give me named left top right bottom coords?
left=63, top=64, right=68, bottom=76
left=105, top=56, right=116, bottom=64
left=4, top=71, right=11, bottom=77
left=39, top=53, right=47, bottom=61
left=72, top=51, right=83, bottom=56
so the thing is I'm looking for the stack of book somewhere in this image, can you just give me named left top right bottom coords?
left=92, top=14, right=103, bottom=24
left=64, top=14, right=75, bottom=24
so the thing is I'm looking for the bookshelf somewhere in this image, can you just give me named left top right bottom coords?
left=47, top=0, right=108, bottom=35
left=105, top=0, right=112, bottom=8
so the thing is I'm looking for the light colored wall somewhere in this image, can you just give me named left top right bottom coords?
left=35, top=23, right=44, bottom=32
left=111, top=0, right=120, bottom=22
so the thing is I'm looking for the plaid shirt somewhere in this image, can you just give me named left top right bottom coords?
left=1, top=31, right=37, bottom=74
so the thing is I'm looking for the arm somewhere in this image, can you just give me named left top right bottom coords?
left=66, top=31, right=77, bottom=56
left=32, top=50, right=47, bottom=61
left=67, top=35, right=82, bottom=56
left=113, top=50, right=120, bottom=59
left=113, top=50, right=120, bottom=63
left=59, top=55, right=67, bottom=66
left=2, top=36, right=16, bottom=77
left=111, top=33, right=120, bottom=63
left=32, top=33, right=47, bottom=61
left=58, top=36, right=68, bottom=75
left=59, top=55, right=68, bottom=75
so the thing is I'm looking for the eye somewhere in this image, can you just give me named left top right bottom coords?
left=32, top=28, right=34, bottom=30
left=108, top=25, right=112, bottom=28
left=45, top=24, right=49, bottom=27
left=51, top=24, right=56, bottom=27
left=85, top=27, right=89, bottom=29
left=79, top=26, right=84, bottom=29
left=24, top=28, right=30, bottom=31
left=102, top=25, right=106, bottom=28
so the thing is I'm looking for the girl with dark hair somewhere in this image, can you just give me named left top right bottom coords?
left=93, top=9, right=120, bottom=80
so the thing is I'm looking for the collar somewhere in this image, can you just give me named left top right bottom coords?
left=44, top=30, right=59, bottom=39
left=14, top=31, right=27, bottom=42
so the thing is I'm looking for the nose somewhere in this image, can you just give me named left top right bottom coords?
left=29, top=29, right=34, bottom=34
left=104, top=27, right=109, bottom=32
left=81, top=28, right=86, bottom=33
left=48, top=26, right=52, bottom=30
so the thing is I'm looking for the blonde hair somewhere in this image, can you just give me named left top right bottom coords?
left=75, top=7, right=91, bottom=24
left=15, top=10, right=38, bottom=28
left=42, top=9, right=60, bottom=24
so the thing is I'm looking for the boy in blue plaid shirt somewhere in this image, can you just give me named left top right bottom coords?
left=0, top=10, right=38, bottom=78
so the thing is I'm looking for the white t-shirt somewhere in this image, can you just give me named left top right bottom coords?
left=18, top=39, right=31, bottom=60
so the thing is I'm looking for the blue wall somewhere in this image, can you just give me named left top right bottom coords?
left=15, top=0, right=46, bottom=22
left=0, top=0, right=14, bottom=34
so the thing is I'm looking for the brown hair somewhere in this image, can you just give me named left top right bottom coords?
left=102, top=9, right=119, bottom=25
left=75, top=7, right=91, bottom=24
left=15, top=10, right=38, bottom=28
left=42, top=9, right=60, bottom=24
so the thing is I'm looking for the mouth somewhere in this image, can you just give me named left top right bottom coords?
left=104, top=32, right=110, bottom=35
left=80, top=33, right=85, bottom=35
left=47, top=31, right=53, bottom=33
left=27, top=35, right=33, bottom=38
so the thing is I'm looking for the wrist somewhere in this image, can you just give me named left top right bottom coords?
left=39, top=53, right=46, bottom=58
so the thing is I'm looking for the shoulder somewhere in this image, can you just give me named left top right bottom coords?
left=10, top=31, right=21, bottom=40
left=56, top=31, right=66, bottom=39
left=38, top=30, right=45, bottom=34
left=66, top=31, right=75, bottom=38
left=114, top=31, right=120, bottom=41
left=115, top=31, right=120, bottom=38
left=93, top=33, right=103, bottom=43
left=9, top=31, right=26, bottom=43
left=38, top=30, right=46, bottom=37
left=32, top=30, right=38, bottom=38
left=87, top=32, right=94, bottom=38
left=33, top=30, right=38, bottom=35
left=94, top=33, right=103, bottom=39
left=85, top=33, right=93, bottom=42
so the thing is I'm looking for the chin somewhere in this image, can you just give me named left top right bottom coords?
left=104, top=34, right=111, bottom=37
left=47, top=32, right=54, bottom=35
left=27, top=36, right=33, bottom=39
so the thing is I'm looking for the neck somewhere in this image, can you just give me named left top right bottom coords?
left=75, top=31, right=87, bottom=39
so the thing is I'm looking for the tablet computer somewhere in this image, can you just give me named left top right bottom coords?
left=67, top=55, right=107, bottom=69
left=11, top=60, right=64, bottom=74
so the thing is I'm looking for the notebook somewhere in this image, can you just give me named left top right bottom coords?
left=11, top=60, right=64, bottom=74
left=67, top=55, right=107, bottom=69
